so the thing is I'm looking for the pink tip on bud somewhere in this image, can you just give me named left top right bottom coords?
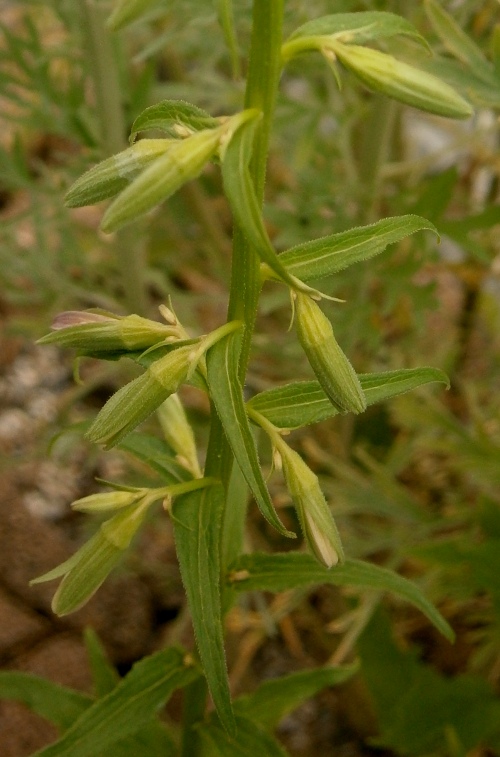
left=51, top=311, right=116, bottom=330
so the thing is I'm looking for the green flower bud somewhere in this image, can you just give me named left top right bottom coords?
left=86, top=343, right=195, bottom=449
left=277, top=439, right=344, bottom=568
left=65, top=139, right=174, bottom=208
left=295, top=293, right=366, bottom=415
left=330, top=42, right=473, bottom=119
left=38, top=310, right=184, bottom=356
left=157, top=393, right=202, bottom=477
left=71, top=489, right=145, bottom=512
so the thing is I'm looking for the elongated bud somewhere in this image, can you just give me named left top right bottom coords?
left=38, top=310, right=184, bottom=356
left=86, top=344, right=195, bottom=449
left=331, top=42, right=472, bottom=119
left=295, top=293, right=366, bottom=415
left=157, top=394, right=202, bottom=477
left=65, top=139, right=174, bottom=208
left=277, top=439, right=344, bottom=567
left=71, top=489, right=144, bottom=513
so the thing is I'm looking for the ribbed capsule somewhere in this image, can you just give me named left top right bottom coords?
left=295, top=293, right=366, bottom=415
left=86, top=344, right=195, bottom=449
left=277, top=439, right=344, bottom=568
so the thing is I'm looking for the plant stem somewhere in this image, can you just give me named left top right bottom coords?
left=80, top=0, right=148, bottom=315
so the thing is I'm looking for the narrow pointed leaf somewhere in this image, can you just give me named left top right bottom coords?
left=215, top=0, right=240, bottom=78
left=172, top=484, right=236, bottom=736
left=206, top=328, right=295, bottom=537
left=425, top=0, right=495, bottom=84
left=198, top=714, right=288, bottom=757
left=234, top=663, right=358, bottom=730
left=221, top=117, right=310, bottom=292
left=32, top=647, right=199, bottom=757
left=247, top=367, right=449, bottom=429
left=227, top=553, right=454, bottom=641
left=273, top=215, right=437, bottom=283
left=0, top=672, right=91, bottom=731
left=107, top=0, right=161, bottom=30
left=130, top=100, right=218, bottom=142
left=287, top=11, right=428, bottom=47
left=118, top=432, right=192, bottom=483
left=84, top=628, right=120, bottom=698
left=102, top=128, right=222, bottom=232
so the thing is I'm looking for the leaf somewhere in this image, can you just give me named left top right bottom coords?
left=425, top=0, right=495, bottom=84
left=172, top=484, right=236, bottom=736
left=0, top=672, right=91, bottom=732
left=198, top=714, right=289, bottom=757
left=215, top=0, right=240, bottom=79
left=206, top=328, right=295, bottom=537
left=107, top=0, right=162, bottom=31
left=84, top=628, right=119, bottom=698
left=247, top=367, right=449, bottom=429
left=274, top=215, right=437, bottom=283
left=221, top=115, right=310, bottom=293
left=33, top=647, right=199, bottom=757
left=101, top=128, right=222, bottom=232
left=287, top=11, right=428, bottom=48
left=118, top=432, right=193, bottom=483
left=234, top=664, right=358, bottom=730
left=130, top=100, right=219, bottom=142
left=227, top=553, right=454, bottom=641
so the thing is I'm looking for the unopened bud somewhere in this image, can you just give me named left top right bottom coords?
left=71, top=489, right=144, bottom=512
left=157, top=394, right=202, bottom=477
left=295, top=293, right=366, bottom=415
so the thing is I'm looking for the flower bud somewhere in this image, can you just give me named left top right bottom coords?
left=86, top=343, right=195, bottom=449
left=65, top=139, right=174, bottom=208
left=71, top=489, right=144, bottom=512
left=38, top=310, right=184, bottom=356
left=277, top=440, right=344, bottom=567
left=295, top=293, right=366, bottom=415
left=331, top=42, right=472, bottom=119
left=157, top=393, right=202, bottom=477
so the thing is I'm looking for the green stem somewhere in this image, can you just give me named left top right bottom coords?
left=80, top=0, right=148, bottom=315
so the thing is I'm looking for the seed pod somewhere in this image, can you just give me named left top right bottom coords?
left=331, top=42, right=472, bottom=119
left=65, top=139, right=174, bottom=208
left=295, top=293, right=366, bottom=415
left=86, top=344, right=194, bottom=449
left=38, top=311, right=183, bottom=355
left=278, top=439, right=344, bottom=567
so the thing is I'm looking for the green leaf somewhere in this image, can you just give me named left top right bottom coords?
left=215, top=0, right=240, bottom=79
left=107, top=0, right=162, bottom=31
left=101, top=128, right=222, bottom=232
left=273, top=215, right=437, bottom=283
left=172, top=484, right=236, bottom=736
left=130, top=100, right=219, bottom=143
left=227, top=553, right=454, bottom=641
left=287, top=11, right=428, bottom=47
left=425, top=0, right=495, bottom=84
left=247, top=367, right=449, bottom=429
left=84, top=628, right=120, bottom=698
left=234, top=664, right=358, bottom=730
left=0, top=672, right=91, bottom=732
left=33, top=647, right=199, bottom=757
left=206, top=328, right=295, bottom=537
left=118, top=432, right=193, bottom=483
left=221, top=115, right=311, bottom=293
left=198, top=714, right=289, bottom=757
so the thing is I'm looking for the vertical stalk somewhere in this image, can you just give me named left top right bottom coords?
left=79, top=0, right=148, bottom=315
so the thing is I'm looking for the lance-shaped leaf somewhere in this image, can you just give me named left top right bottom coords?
left=65, top=140, right=173, bottom=208
left=234, top=664, right=357, bottom=730
left=215, top=0, right=240, bottom=79
left=198, top=714, right=289, bottom=757
left=32, top=647, right=199, bottom=757
left=227, top=553, right=454, bottom=641
left=107, top=0, right=162, bottom=30
left=172, top=484, right=236, bottom=736
left=130, top=100, right=219, bottom=143
left=206, top=327, right=295, bottom=537
left=221, top=115, right=316, bottom=295
left=425, top=0, right=496, bottom=85
left=0, top=673, right=91, bottom=732
left=247, top=367, right=450, bottom=429
left=101, top=127, right=223, bottom=232
left=284, top=11, right=428, bottom=57
left=265, top=215, right=437, bottom=284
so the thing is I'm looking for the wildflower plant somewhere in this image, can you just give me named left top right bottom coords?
left=23, top=1, right=475, bottom=753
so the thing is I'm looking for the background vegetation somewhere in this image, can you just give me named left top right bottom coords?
left=1, top=1, right=500, bottom=755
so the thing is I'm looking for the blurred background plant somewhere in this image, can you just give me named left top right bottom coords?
left=1, top=1, right=500, bottom=755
